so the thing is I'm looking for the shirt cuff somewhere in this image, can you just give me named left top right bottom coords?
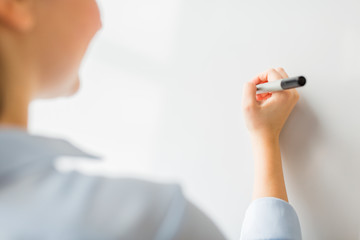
left=240, top=197, right=302, bottom=240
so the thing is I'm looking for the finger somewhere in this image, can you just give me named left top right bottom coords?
left=256, top=93, right=270, bottom=100
left=257, top=93, right=268, bottom=98
left=262, top=93, right=272, bottom=101
left=252, top=68, right=283, bottom=86
left=289, top=88, right=300, bottom=101
left=251, top=75, right=267, bottom=85
left=251, top=68, right=279, bottom=84
left=276, top=67, right=289, bottom=79
left=266, top=68, right=283, bottom=82
left=256, top=93, right=271, bottom=101
left=242, top=82, right=258, bottom=108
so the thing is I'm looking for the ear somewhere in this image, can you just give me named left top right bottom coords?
left=0, top=0, right=35, bottom=32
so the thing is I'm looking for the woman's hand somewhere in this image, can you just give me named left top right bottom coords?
left=242, top=68, right=300, bottom=139
left=242, top=67, right=299, bottom=202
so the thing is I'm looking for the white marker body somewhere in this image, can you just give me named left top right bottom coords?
left=256, top=80, right=282, bottom=94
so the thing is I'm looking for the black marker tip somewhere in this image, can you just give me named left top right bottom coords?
left=298, top=76, right=306, bottom=86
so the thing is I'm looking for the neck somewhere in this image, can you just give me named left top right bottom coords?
left=0, top=32, right=37, bottom=131
left=0, top=67, right=36, bottom=131
left=0, top=82, right=32, bottom=130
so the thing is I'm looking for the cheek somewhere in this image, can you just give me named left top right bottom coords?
left=88, top=1, right=102, bottom=33
left=77, top=0, right=102, bottom=44
left=35, top=0, right=101, bottom=98
left=68, top=0, right=102, bottom=60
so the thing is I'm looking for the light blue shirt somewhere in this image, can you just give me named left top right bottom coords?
left=240, top=198, right=302, bottom=240
left=0, top=128, right=301, bottom=240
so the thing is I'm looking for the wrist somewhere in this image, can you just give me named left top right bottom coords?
left=250, top=130, right=280, bottom=143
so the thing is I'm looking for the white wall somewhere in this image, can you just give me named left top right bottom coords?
left=29, top=0, right=360, bottom=239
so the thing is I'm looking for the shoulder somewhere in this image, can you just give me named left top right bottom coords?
left=53, top=170, right=186, bottom=239
left=68, top=173, right=185, bottom=212
left=240, top=197, right=302, bottom=240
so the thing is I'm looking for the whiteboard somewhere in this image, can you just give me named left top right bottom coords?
left=30, top=0, right=360, bottom=239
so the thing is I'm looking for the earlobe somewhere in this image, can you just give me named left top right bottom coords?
left=0, top=0, right=35, bottom=32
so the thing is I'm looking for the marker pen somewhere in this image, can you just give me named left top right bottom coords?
left=256, top=76, right=306, bottom=94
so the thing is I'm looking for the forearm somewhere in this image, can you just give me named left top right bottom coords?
left=250, top=132, right=288, bottom=202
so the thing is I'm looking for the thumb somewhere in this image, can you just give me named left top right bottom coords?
left=242, top=82, right=258, bottom=109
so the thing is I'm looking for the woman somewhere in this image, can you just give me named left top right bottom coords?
left=0, top=0, right=301, bottom=239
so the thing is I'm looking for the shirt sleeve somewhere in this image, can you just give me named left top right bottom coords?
left=240, top=197, right=302, bottom=240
